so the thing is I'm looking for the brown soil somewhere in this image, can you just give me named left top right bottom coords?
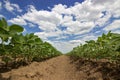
left=0, top=55, right=120, bottom=80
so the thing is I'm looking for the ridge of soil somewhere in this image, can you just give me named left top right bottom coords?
left=0, top=55, right=120, bottom=80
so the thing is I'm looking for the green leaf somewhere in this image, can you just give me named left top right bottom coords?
left=0, top=27, right=8, bottom=34
left=35, top=38, right=42, bottom=44
left=9, top=24, right=24, bottom=33
left=0, top=18, right=7, bottom=29
left=0, top=27, right=9, bottom=40
left=27, top=40, right=34, bottom=44
left=12, top=34, right=25, bottom=44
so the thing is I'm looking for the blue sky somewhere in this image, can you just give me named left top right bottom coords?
left=0, top=0, right=120, bottom=53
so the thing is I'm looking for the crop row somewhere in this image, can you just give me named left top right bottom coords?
left=0, top=18, right=62, bottom=65
left=68, top=31, right=120, bottom=64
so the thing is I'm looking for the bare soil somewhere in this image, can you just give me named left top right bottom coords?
left=0, top=55, right=120, bottom=80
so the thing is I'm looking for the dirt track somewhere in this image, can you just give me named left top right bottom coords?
left=0, top=55, right=120, bottom=80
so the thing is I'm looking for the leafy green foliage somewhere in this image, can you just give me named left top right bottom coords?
left=0, top=18, right=62, bottom=65
left=9, top=24, right=24, bottom=33
left=68, top=31, right=120, bottom=63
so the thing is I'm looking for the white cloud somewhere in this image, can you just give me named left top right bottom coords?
left=104, top=20, right=120, bottom=31
left=82, top=35, right=97, bottom=42
left=25, top=5, right=62, bottom=25
left=63, top=21, right=94, bottom=34
left=28, top=23, right=36, bottom=27
left=61, top=15, right=73, bottom=24
left=38, top=21, right=57, bottom=31
left=35, top=30, right=62, bottom=40
left=95, top=11, right=111, bottom=26
left=8, top=16, right=27, bottom=25
left=4, top=0, right=22, bottom=12
left=52, top=4, right=71, bottom=15
left=0, top=15, right=4, bottom=18
left=92, top=0, right=120, bottom=18
left=8, top=0, right=120, bottom=53
left=0, top=2, right=2, bottom=10
left=48, top=34, right=97, bottom=53
left=69, top=40, right=84, bottom=44
left=49, top=41, right=80, bottom=53
left=112, top=29, right=120, bottom=34
left=56, top=36, right=68, bottom=40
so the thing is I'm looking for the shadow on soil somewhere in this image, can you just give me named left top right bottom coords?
left=70, top=56, right=120, bottom=80
left=0, top=57, right=53, bottom=73
left=0, top=74, right=9, bottom=80
left=0, top=61, right=28, bottom=73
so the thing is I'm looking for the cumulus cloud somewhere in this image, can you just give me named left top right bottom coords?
left=63, top=21, right=94, bottom=34
left=104, top=20, right=120, bottom=31
left=69, top=40, right=84, bottom=44
left=48, top=34, right=97, bottom=53
left=49, top=41, right=80, bottom=53
left=35, top=30, right=62, bottom=40
left=28, top=23, right=36, bottom=27
left=8, top=0, right=120, bottom=53
left=93, top=0, right=120, bottom=18
left=4, top=0, right=22, bottom=12
left=8, top=16, right=27, bottom=25
left=0, top=2, right=2, bottom=10
left=112, top=30, right=120, bottom=34
left=0, top=15, right=4, bottom=18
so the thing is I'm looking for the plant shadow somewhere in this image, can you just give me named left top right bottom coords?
left=70, top=56, right=120, bottom=80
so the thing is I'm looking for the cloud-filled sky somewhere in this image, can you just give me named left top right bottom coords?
left=0, top=0, right=120, bottom=53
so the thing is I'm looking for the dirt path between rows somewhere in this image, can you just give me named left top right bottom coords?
left=0, top=55, right=82, bottom=80
left=0, top=55, right=120, bottom=80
